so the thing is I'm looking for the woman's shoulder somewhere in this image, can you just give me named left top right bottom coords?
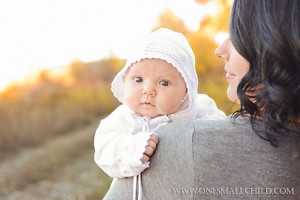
left=193, top=117, right=251, bottom=134
left=160, top=117, right=300, bottom=168
left=160, top=117, right=250, bottom=136
left=192, top=118, right=300, bottom=194
left=162, top=118, right=300, bottom=195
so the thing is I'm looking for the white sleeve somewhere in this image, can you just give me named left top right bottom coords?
left=195, top=94, right=226, bottom=119
left=94, top=106, right=151, bottom=178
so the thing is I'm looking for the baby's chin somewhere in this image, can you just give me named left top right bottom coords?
left=136, top=111, right=165, bottom=119
left=142, top=114, right=162, bottom=119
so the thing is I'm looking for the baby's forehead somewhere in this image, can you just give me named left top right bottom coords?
left=125, top=58, right=181, bottom=75
left=128, top=58, right=174, bottom=69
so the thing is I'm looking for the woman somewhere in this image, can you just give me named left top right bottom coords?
left=102, top=0, right=300, bottom=199
left=222, top=0, right=300, bottom=147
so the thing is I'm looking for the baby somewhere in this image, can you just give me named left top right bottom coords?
left=94, top=28, right=226, bottom=199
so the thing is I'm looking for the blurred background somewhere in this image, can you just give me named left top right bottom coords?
left=0, top=0, right=235, bottom=199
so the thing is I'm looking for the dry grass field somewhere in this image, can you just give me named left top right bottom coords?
left=0, top=120, right=112, bottom=200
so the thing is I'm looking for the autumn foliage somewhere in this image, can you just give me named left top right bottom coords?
left=0, top=58, right=123, bottom=157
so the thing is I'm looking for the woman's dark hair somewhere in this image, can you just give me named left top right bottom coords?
left=230, top=0, right=300, bottom=146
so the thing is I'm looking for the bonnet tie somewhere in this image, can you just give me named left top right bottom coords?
left=133, top=117, right=149, bottom=200
left=132, top=115, right=170, bottom=200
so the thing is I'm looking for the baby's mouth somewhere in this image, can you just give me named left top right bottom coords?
left=142, top=102, right=154, bottom=106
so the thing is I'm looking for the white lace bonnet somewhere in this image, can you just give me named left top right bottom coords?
left=111, top=28, right=198, bottom=111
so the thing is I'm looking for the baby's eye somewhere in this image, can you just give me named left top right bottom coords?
left=134, top=76, right=143, bottom=83
left=159, top=80, right=170, bottom=86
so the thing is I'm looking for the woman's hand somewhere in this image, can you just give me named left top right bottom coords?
left=141, top=135, right=159, bottom=163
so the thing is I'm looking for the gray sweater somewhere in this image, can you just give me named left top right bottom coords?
left=104, top=118, right=300, bottom=200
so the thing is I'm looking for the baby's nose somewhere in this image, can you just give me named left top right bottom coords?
left=143, top=83, right=156, bottom=96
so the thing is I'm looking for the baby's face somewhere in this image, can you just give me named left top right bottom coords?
left=123, top=58, right=187, bottom=118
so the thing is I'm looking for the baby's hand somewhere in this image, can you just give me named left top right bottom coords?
left=141, top=135, right=159, bottom=163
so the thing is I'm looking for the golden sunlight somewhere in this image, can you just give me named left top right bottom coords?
left=0, top=0, right=218, bottom=92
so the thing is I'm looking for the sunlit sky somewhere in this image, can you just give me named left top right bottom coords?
left=0, top=0, right=219, bottom=91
